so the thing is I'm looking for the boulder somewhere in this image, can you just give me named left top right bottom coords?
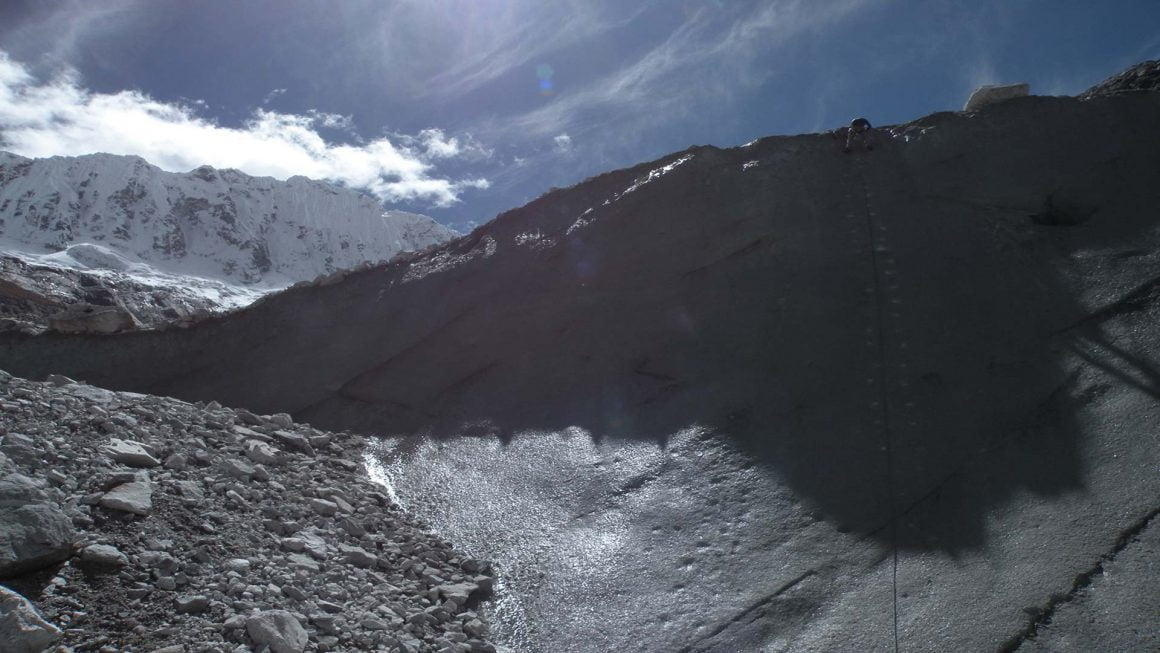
left=80, top=544, right=129, bottom=567
left=243, top=440, right=281, bottom=465
left=174, top=595, right=210, bottom=614
left=104, top=438, right=161, bottom=468
left=0, top=476, right=75, bottom=577
left=0, top=584, right=61, bottom=653
left=99, top=481, right=153, bottom=516
left=963, top=83, right=1030, bottom=111
left=436, top=582, right=480, bottom=606
left=270, top=430, right=315, bottom=456
left=308, top=498, right=338, bottom=516
left=0, top=475, right=47, bottom=507
left=246, top=610, right=308, bottom=653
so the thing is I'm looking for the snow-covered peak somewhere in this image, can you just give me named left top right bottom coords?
left=0, top=151, right=459, bottom=287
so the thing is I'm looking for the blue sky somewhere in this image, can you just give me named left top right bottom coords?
left=1, top=0, right=1157, bottom=232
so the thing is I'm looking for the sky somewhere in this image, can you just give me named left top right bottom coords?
left=0, top=1, right=1157, bottom=233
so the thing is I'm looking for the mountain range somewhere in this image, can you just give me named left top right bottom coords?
left=0, top=151, right=457, bottom=331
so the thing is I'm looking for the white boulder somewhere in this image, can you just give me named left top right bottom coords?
left=964, top=83, right=1031, bottom=112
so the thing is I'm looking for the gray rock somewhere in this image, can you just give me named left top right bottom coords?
left=270, top=430, right=315, bottom=456
left=340, top=545, right=376, bottom=568
left=0, top=475, right=47, bottom=507
left=437, top=582, right=480, bottom=606
left=219, top=458, right=255, bottom=480
left=281, top=585, right=307, bottom=601
left=45, top=374, right=76, bottom=387
left=100, top=470, right=142, bottom=490
left=0, top=495, right=76, bottom=578
left=174, top=594, right=210, bottom=614
left=463, top=618, right=487, bottom=638
left=269, top=413, right=294, bottom=429
left=174, top=480, right=204, bottom=501
left=285, top=553, right=320, bottom=573
left=104, top=438, right=161, bottom=468
left=246, top=610, right=308, bottom=653
left=251, top=464, right=271, bottom=482
left=330, top=495, right=355, bottom=514
left=232, top=425, right=271, bottom=443
left=80, top=543, right=129, bottom=566
left=235, top=409, right=263, bottom=426
left=99, top=481, right=153, bottom=515
left=473, top=575, right=495, bottom=594
left=338, top=518, right=366, bottom=537
left=0, top=443, right=40, bottom=469
left=243, top=440, right=281, bottom=465
left=308, top=498, right=338, bottom=516
left=297, top=531, right=328, bottom=560
left=280, top=538, right=305, bottom=553
left=361, top=616, right=390, bottom=630
left=163, top=452, right=188, bottom=470
left=310, top=613, right=338, bottom=635
left=223, top=558, right=251, bottom=573
left=0, top=584, right=61, bottom=652
left=61, top=383, right=115, bottom=403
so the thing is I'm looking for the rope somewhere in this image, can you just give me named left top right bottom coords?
left=854, top=155, right=901, bottom=653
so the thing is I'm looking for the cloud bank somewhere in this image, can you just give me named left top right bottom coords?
left=0, top=52, right=488, bottom=207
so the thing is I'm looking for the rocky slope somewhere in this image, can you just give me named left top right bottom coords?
left=1079, top=59, right=1160, bottom=97
left=0, top=370, right=500, bottom=653
left=0, top=252, right=267, bottom=335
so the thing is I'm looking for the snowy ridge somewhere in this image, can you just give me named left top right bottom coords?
left=0, top=151, right=458, bottom=287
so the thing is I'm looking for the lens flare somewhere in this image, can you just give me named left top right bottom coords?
left=536, top=64, right=555, bottom=96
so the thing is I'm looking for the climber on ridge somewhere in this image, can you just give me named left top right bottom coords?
left=844, top=117, right=873, bottom=153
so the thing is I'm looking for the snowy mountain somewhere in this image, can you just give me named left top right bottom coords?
left=0, top=151, right=457, bottom=286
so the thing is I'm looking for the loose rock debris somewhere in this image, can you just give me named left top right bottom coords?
left=0, top=369, right=501, bottom=653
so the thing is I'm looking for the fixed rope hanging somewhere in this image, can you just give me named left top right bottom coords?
left=854, top=155, right=901, bottom=653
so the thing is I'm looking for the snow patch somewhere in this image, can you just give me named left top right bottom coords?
left=566, top=208, right=595, bottom=236
left=514, top=230, right=554, bottom=251
left=618, top=155, right=693, bottom=197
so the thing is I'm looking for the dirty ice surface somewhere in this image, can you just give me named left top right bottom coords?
left=368, top=427, right=880, bottom=653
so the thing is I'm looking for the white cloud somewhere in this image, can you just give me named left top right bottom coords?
left=421, top=2, right=659, bottom=100
left=553, top=133, right=573, bottom=152
left=0, top=52, right=487, bottom=207
left=394, top=128, right=492, bottom=162
left=479, top=1, right=869, bottom=146
left=262, top=88, right=287, bottom=105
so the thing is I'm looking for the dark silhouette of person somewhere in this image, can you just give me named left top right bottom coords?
left=845, top=117, right=873, bottom=153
